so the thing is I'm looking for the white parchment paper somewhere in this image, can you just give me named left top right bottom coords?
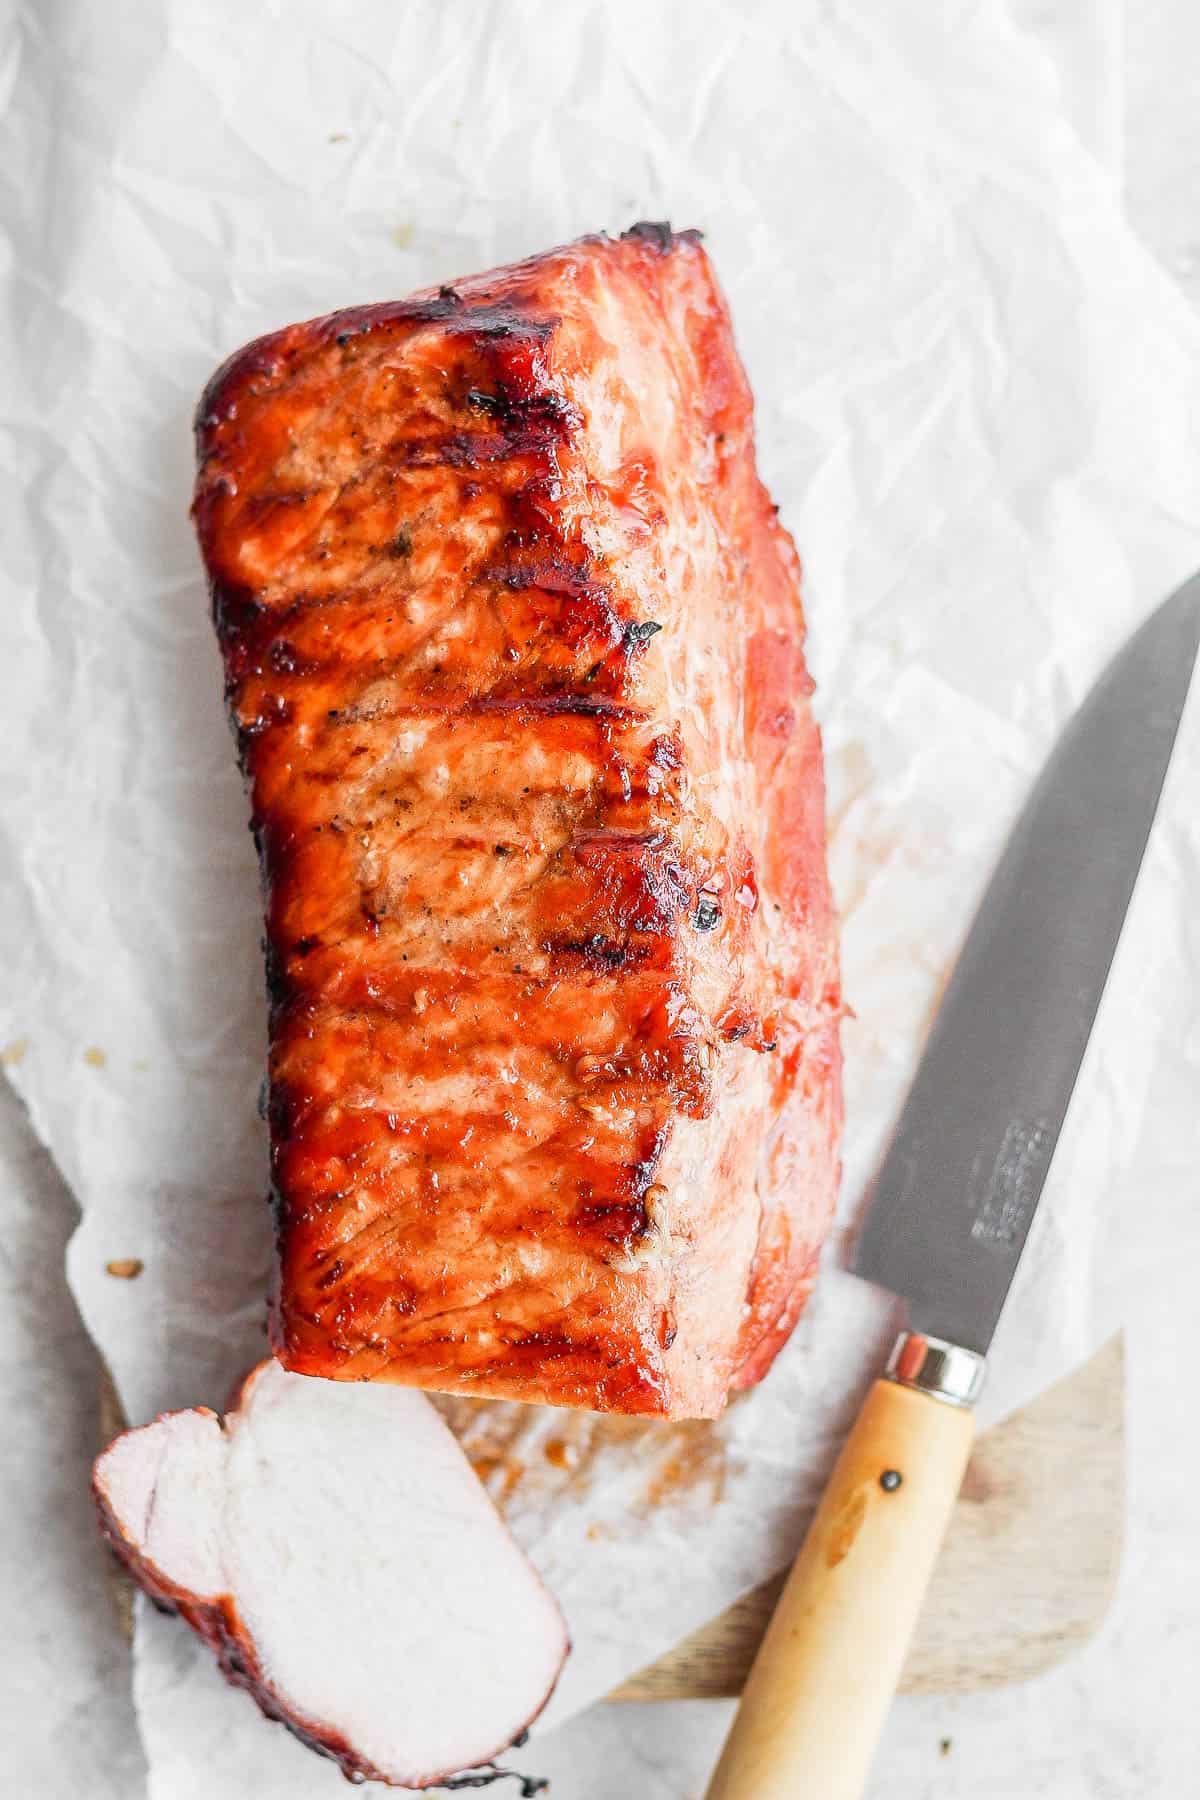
left=4, top=0, right=1200, bottom=1793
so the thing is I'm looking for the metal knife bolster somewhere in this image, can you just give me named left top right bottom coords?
left=885, top=1331, right=988, bottom=1408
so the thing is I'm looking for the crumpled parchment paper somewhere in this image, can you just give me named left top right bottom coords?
left=3, top=0, right=1200, bottom=1792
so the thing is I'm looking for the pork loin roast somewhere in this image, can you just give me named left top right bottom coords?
left=193, top=225, right=842, bottom=1419
left=93, top=1361, right=567, bottom=1788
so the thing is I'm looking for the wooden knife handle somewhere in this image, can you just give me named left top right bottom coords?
left=705, top=1376, right=975, bottom=1800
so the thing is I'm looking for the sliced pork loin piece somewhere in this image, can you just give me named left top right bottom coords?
left=93, top=1360, right=567, bottom=1790
left=194, top=223, right=842, bottom=1420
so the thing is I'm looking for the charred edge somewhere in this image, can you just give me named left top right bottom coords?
left=193, top=290, right=553, bottom=451
left=464, top=385, right=580, bottom=440
left=446, top=301, right=557, bottom=345
left=622, top=220, right=704, bottom=252
left=552, top=933, right=644, bottom=972
left=206, top=586, right=293, bottom=770
left=394, top=422, right=571, bottom=471
left=442, top=1766, right=549, bottom=1795
left=209, top=578, right=264, bottom=648
left=263, top=939, right=289, bottom=1010
left=235, top=691, right=291, bottom=754
left=482, top=553, right=603, bottom=601
left=473, top=693, right=642, bottom=721
left=426, top=345, right=581, bottom=465
left=209, top=586, right=351, bottom=703
left=194, top=337, right=293, bottom=447
left=248, top=818, right=268, bottom=886
left=266, top=1082, right=296, bottom=1146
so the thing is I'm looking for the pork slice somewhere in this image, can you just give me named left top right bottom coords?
left=93, top=1360, right=567, bottom=1789
left=193, top=223, right=842, bottom=1419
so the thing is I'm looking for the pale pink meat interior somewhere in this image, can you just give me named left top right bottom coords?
left=95, top=1362, right=568, bottom=1786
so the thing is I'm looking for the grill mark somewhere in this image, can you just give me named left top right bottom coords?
left=236, top=677, right=649, bottom=748
left=482, top=553, right=603, bottom=600
left=390, top=427, right=567, bottom=470
left=282, top=1112, right=673, bottom=1270
left=472, top=694, right=645, bottom=721
left=271, top=1042, right=700, bottom=1134
left=257, top=805, right=694, bottom=936
left=222, top=578, right=645, bottom=733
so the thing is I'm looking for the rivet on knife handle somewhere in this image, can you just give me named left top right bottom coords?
left=704, top=1336, right=979, bottom=1800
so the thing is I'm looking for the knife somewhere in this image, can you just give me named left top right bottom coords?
left=706, top=573, right=1200, bottom=1800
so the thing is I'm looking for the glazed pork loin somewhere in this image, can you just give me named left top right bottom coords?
left=193, top=225, right=842, bottom=1419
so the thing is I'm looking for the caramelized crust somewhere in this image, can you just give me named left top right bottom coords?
left=194, top=225, right=841, bottom=1419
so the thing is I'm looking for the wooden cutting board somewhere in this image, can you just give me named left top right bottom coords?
left=615, top=1334, right=1124, bottom=1700
left=100, top=1335, right=1123, bottom=1701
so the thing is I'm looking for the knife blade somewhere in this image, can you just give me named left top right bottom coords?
left=707, top=573, right=1200, bottom=1800
left=853, top=570, right=1200, bottom=1359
